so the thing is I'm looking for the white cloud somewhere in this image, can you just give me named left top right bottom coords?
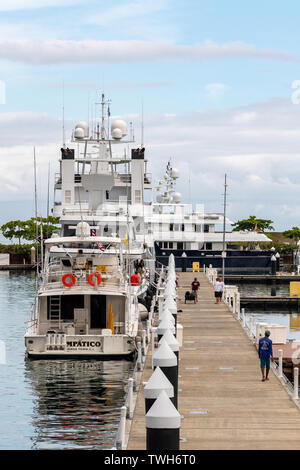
left=0, top=39, right=298, bottom=65
left=205, top=83, right=230, bottom=100
left=0, top=0, right=83, bottom=11
left=87, top=0, right=169, bottom=26
left=2, top=98, right=300, bottom=229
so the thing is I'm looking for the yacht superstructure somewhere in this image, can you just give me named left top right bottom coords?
left=150, top=162, right=272, bottom=272
left=25, top=94, right=154, bottom=358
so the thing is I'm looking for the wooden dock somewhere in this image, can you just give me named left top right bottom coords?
left=127, top=272, right=300, bottom=450
left=241, top=296, right=300, bottom=310
left=226, top=275, right=299, bottom=283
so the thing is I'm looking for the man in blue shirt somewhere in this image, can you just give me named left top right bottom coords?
left=258, top=330, right=273, bottom=382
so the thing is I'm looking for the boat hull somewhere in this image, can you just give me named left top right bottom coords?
left=25, top=333, right=136, bottom=360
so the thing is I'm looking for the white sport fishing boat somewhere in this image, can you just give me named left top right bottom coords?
left=25, top=221, right=143, bottom=358
left=25, top=94, right=154, bottom=358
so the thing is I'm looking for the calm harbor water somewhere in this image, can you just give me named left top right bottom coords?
left=0, top=271, right=134, bottom=450
left=227, top=281, right=300, bottom=341
left=227, top=281, right=289, bottom=297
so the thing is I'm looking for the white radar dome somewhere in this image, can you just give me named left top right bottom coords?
left=111, top=120, right=127, bottom=137
left=74, top=127, right=85, bottom=139
left=156, top=194, right=164, bottom=203
left=111, top=128, right=123, bottom=140
left=172, top=192, right=182, bottom=203
left=75, top=121, right=89, bottom=138
left=76, top=221, right=91, bottom=238
left=171, top=168, right=179, bottom=179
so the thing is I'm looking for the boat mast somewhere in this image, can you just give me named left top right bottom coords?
left=33, top=147, right=39, bottom=275
left=222, top=174, right=228, bottom=281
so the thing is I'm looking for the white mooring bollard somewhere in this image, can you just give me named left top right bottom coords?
left=137, top=342, right=142, bottom=371
left=116, top=406, right=127, bottom=450
left=142, top=329, right=147, bottom=356
left=294, top=367, right=299, bottom=400
left=146, top=320, right=151, bottom=344
left=278, top=349, right=283, bottom=378
left=152, top=327, right=158, bottom=369
left=126, top=378, right=134, bottom=419
left=249, top=316, right=253, bottom=338
left=242, top=308, right=246, bottom=328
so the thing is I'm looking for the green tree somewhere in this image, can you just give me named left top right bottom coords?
left=0, top=220, right=27, bottom=244
left=282, top=227, right=300, bottom=244
left=232, top=215, right=274, bottom=233
left=1, top=217, right=59, bottom=244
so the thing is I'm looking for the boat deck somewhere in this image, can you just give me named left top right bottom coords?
left=127, top=272, right=300, bottom=450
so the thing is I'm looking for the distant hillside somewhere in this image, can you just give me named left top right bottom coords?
left=265, top=232, right=293, bottom=244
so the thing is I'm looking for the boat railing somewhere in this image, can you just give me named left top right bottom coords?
left=41, top=268, right=126, bottom=292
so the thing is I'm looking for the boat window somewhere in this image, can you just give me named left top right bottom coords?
left=62, top=259, right=72, bottom=267
left=177, top=242, right=183, bottom=250
left=90, top=295, right=107, bottom=329
left=61, top=295, right=84, bottom=320
left=204, top=225, right=210, bottom=233
left=205, top=243, right=212, bottom=250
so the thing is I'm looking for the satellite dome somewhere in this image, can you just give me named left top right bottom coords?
left=75, top=121, right=89, bottom=137
left=111, top=128, right=123, bottom=140
left=111, top=119, right=127, bottom=137
left=172, top=192, right=182, bottom=203
left=74, top=127, right=85, bottom=139
left=171, top=168, right=179, bottom=179
left=156, top=194, right=164, bottom=203
left=76, top=221, right=91, bottom=238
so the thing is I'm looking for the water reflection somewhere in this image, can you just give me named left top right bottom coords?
left=24, top=359, right=133, bottom=449
left=0, top=271, right=134, bottom=450
left=227, top=282, right=289, bottom=297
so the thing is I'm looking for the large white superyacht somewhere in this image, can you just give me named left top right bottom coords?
left=25, top=94, right=154, bottom=358
left=149, top=161, right=272, bottom=273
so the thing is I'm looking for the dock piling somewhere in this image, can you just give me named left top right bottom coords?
left=146, top=390, right=181, bottom=450
left=153, top=337, right=178, bottom=408
left=144, top=366, right=174, bottom=413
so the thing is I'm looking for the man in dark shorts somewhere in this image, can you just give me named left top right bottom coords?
left=191, top=278, right=200, bottom=302
left=258, top=330, right=273, bottom=382
left=214, top=276, right=224, bottom=304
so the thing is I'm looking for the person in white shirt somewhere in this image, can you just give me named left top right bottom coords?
left=214, top=276, right=224, bottom=304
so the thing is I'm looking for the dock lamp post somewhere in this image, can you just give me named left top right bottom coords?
left=181, top=252, right=187, bottom=273
left=271, top=254, right=277, bottom=276
left=275, top=252, right=280, bottom=272
left=271, top=254, right=277, bottom=296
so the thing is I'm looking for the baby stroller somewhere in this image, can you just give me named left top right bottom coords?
left=185, top=291, right=196, bottom=304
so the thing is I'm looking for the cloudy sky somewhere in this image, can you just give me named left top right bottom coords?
left=1, top=0, right=300, bottom=233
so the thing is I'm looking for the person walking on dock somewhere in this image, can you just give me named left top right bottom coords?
left=214, top=276, right=224, bottom=304
left=191, top=278, right=200, bottom=303
left=258, top=330, right=273, bottom=382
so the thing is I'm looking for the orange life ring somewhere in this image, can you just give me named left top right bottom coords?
left=62, top=273, right=76, bottom=288
left=88, top=272, right=102, bottom=287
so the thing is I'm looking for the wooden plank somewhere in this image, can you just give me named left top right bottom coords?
left=127, top=272, right=300, bottom=450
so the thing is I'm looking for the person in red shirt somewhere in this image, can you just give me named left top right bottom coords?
left=191, top=278, right=200, bottom=302
left=131, top=271, right=140, bottom=286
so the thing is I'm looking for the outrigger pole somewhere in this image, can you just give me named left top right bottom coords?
left=222, top=174, right=228, bottom=281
